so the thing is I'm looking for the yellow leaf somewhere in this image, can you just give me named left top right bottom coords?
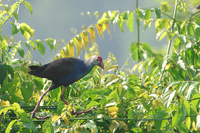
left=110, top=111, right=117, bottom=118
left=104, top=21, right=110, bottom=34
left=185, top=117, right=191, bottom=130
left=95, top=24, right=101, bottom=39
left=155, top=18, right=162, bottom=28
left=61, top=47, right=69, bottom=57
left=108, top=107, right=119, bottom=113
left=52, top=115, right=60, bottom=122
left=73, top=38, right=81, bottom=58
left=98, top=23, right=104, bottom=38
left=1, top=100, right=10, bottom=106
left=87, top=26, right=95, bottom=43
left=68, top=40, right=74, bottom=57
left=61, top=114, right=70, bottom=126
left=80, top=30, right=88, bottom=49
left=75, top=35, right=83, bottom=51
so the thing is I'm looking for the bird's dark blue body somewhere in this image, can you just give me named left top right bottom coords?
left=57, top=60, right=92, bottom=86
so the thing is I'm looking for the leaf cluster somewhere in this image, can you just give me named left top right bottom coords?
left=1, top=0, right=200, bottom=133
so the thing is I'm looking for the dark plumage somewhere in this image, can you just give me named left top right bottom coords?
left=29, top=55, right=104, bottom=119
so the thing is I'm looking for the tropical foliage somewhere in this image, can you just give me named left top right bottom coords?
left=1, top=0, right=200, bottom=132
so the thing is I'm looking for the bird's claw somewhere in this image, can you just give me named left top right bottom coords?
left=72, top=107, right=96, bottom=117
left=29, top=112, right=50, bottom=120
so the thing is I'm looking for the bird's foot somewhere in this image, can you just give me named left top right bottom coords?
left=72, top=107, right=96, bottom=117
left=28, top=112, right=50, bottom=120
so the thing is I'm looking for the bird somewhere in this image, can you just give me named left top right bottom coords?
left=28, top=55, right=104, bottom=119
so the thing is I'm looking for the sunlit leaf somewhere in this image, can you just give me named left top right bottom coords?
left=23, top=1, right=33, bottom=14
left=88, top=26, right=96, bottom=43
left=109, top=121, right=119, bottom=133
left=95, top=24, right=101, bottom=39
left=186, top=82, right=199, bottom=100
left=73, top=38, right=81, bottom=58
left=154, top=110, right=169, bottom=131
left=35, top=39, right=45, bottom=56
left=45, top=38, right=56, bottom=51
left=163, top=90, right=176, bottom=108
left=118, top=16, right=125, bottom=32
left=104, top=21, right=110, bottom=34
left=160, top=2, right=171, bottom=13
left=172, top=106, right=186, bottom=127
left=126, top=11, right=134, bottom=33
left=108, top=107, right=119, bottom=113
left=5, top=120, right=16, bottom=133
left=105, top=75, right=119, bottom=86
left=61, top=114, right=70, bottom=126
left=80, top=30, right=89, bottom=49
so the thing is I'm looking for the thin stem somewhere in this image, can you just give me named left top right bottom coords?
left=166, top=0, right=178, bottom=56
left=136, top=0, right=140, bottom=62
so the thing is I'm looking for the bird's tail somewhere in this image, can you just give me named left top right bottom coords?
left=28, top=66, right=41, bottom=76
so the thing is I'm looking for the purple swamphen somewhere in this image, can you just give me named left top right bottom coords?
left=28, top=55, right=104, bottom=119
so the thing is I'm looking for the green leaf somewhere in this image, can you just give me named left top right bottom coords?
left=145, top=10, right=151, bottom=20
left=195, top=27, right=200, bottom=41
left=155, top=8, right=161, bottom=18
left=177, top=122, right=188, bottom=133
left=5, top=120, right=17, bottom=133
left=20, top=23, right=34, bottom=40
left=35, top=39, right=45, bottom=56
left=12, top=12, right=18, bottom=21
left=105, top=75, right=119, bottom=86
left=20, top=84, right=32, bottom=104
left=160, top=2, right=171, bottom=13
left=172, top=106, right=186, bottom=127
left=163, top=90, right=176, bottom=108
left=130, top=42, right=139, bottom=61
left=118, top=16, right=125, bottom=32
left=84, top=122, right=98, bottom=133
left=159, top=31, right=167, bottom=41
left=33, top=77, right=44, bottom=90
left=0, top=62, right=7, bottom=84
left=178, top=81, right=189, bottom=94
left=154, top=110, right=169, bottom=131
left=17, top=46, right=24, bottom=58
left=45, top=38, right=56, bottom=51
left=196, top=114, right=200, bottom=130
left=21, top=116, right=37, bottom=131
left=126, top=11, right=134, bottom=33
left=10, top=22, right=20, bottom=35
left=42, top=120, right=52, bottom=133
left=109, top=121, right=119, bottom=133
left=25, top=41, right=31, bottom=50
left=178, top=35, right=186, bottom=45
left=0, top=82, right=15, bottom=95
left=0, top=33, right=3, bottom=42
left=186, top=82, right=199, bottom=100
left=23, top=1, right=33, bottom=14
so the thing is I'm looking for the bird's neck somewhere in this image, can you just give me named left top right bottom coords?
left=85, top=58, right=95, bottom=72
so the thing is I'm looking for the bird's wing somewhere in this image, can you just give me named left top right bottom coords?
left=34, top=58, right=79, bottom=81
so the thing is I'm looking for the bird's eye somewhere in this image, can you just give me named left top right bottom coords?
left=96, top=59, right=99, bottom=61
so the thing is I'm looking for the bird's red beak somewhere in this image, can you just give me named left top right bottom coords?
left=99, top=62, right=104, bottom=69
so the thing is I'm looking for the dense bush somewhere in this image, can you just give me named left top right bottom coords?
left=1, top=0, right=200, bottom=132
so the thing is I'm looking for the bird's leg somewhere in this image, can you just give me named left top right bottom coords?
left=60, top=87, right=95, bottom=117
left=30, top=89, right=50, bottom=119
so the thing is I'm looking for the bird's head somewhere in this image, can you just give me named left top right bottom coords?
left=89, top=55, right=104, bottom=69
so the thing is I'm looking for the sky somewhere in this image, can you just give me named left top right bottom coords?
left=2, top=0, right=171, bottom=69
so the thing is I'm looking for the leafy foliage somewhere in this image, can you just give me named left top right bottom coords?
left=1, top=0, right=200, bottom=132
